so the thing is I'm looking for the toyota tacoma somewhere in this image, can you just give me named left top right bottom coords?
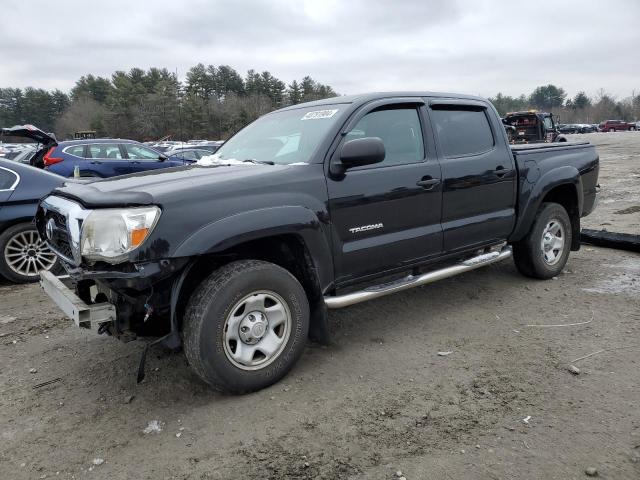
left=36, top=92, right=599, bottom=393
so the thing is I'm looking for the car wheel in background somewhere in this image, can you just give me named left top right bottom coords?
left=0, top=223, right=60, bottom=283
left=512, top=202, right=572, bottom=280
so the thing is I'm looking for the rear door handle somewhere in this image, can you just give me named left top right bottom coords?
left=416, top=177, right=441, bottom=190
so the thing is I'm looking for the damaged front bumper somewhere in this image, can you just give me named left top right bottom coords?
left=39, top=270, right=116, bottom=329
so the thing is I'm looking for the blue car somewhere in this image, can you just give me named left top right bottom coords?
left=1, top=125, right=191, bottom=178
left=0, top=159, right=65, bottom=283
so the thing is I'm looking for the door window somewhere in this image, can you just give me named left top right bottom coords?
left=88, top=144, right=123, bottom=160
left=543, top=116, right=554, bottom=130
left=0, top=167, right=19, bottom=190
left=177, top=150, right=200, bottom=161
left=431, top=107, right=494, bottom=158
left=124, top=144, right=162, bottom=160
left=64, top=145, right=86, bottom=158
left=348, top=108, right=424, bottom=166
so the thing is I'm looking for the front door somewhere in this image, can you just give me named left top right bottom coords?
left=327, top=101, right=443, bottom=286
left=428, top=101, right=517, bottom=253
left=121, top=144, right=179, bottom=173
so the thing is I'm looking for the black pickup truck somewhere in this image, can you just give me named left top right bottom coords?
left=36, top=92, right=599, bottom=393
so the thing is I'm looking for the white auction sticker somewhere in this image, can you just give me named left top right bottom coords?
left=301, top=109, right=339, bottom=120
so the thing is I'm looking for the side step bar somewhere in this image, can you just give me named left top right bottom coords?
left=324, top=246, right=513, bottom=309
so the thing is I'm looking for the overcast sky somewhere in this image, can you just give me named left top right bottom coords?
left=2, top=0, right=639, bottom=99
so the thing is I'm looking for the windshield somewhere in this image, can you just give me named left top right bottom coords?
left=204, top=105, right=344, bottom=165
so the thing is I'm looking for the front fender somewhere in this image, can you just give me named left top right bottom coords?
left=510, top=166, right=583, bottom=242
left=172, top=205, right=334, bottom=289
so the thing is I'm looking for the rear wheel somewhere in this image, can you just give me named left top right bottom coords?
left=0, top=223, right=60, bottom=283
left=183, top=260, right=309, bottom=393
left=513, top=203, right=572, bottom=279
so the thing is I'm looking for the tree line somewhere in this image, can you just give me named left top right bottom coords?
left=3, top=76, right=639, bottom=141
left=0, top=64, right=337, bottom=141
left=489, top=84, right=640, bottom=124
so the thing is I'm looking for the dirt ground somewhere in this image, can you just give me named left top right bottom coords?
left=1, top=133, right=639, bottom=480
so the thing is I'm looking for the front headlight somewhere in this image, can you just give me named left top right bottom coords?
left=80, top=206, right=161, bottom=263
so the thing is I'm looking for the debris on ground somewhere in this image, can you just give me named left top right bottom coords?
left=567, top=365, right=581, bottom=375
left=523, top=416, right=531, bottom=425
left=124, top=395, right=135, bottom=404
left=32, top=378, right=62, bottom=389
left=0, top=315, right=17, bottom=324
left=585, top=466, right=598, bottom=476
left=143, top=420, right=164, bottom=434
left=437, top=351, right=452, bottom=356
left=92, top=458, right=104, bottom=466
left=29, top=368, right=37, bottom=374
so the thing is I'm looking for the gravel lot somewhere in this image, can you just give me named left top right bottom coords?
left=1, top=133, right=639, bottom=480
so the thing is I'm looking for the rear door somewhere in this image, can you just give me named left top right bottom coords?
left=428, top=100, right=517, bottom=252
left=86, top=143, right=131, bottom=177
left=327, top=99, right=443, bottom=285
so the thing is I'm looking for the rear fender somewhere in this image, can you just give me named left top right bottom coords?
left=510, top=166, right=582, bottom=243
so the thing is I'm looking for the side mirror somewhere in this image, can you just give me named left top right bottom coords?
left=158, top=154, right=167, bottom=161
left=331, top=137, right=385, bottom=175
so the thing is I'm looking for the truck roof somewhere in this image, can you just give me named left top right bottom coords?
left=276, top=91, right=489, bottom=112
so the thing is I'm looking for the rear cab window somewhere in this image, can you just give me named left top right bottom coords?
left=430, top=106, right=495, bottom=158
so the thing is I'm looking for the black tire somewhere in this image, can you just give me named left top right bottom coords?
left=0, top=223, right=61, bottom=284
left=512, top=202, right=572, bottom=279
left=183, top=260, right=310, bottom=393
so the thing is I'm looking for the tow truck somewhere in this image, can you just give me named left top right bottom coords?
left=504, top=110, right=566, bottom=143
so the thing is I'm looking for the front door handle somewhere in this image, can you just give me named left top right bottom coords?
left=416, top=177, right=440, bottom=190
left=493, top=166, right=510, bottom=177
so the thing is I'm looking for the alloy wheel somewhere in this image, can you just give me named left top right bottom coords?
left=4, top=229, right=57, bottom=278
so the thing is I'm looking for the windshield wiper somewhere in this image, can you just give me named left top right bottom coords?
left=242, top=158, right=275, bottom=165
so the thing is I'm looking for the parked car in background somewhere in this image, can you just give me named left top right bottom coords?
left=598, top=120, right=636, bottom=132
left=558, top=124, right=595, bottom=134
left=1, top=125, right=193, bottom=178
left=167, top=147, right=216, bottom=162
left=0, top=159, right=65, bottom=283
left=10, top=146, right=37, bottom=164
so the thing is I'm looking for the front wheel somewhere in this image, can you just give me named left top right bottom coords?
left=512, top=203, right=572, bottom=279
left=183, top=260, right=309, bottom=393
left=0, top=223, right=60, bottom=283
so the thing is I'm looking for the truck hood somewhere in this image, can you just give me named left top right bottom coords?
left=1, top=124, right=57, bottom=146
left=50, top=163, right=293, bottom=208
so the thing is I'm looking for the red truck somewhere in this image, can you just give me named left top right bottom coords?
left=598, top=120, right=636, bottom=132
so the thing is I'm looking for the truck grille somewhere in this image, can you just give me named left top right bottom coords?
left=44, top=210, right=74, bottom=262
